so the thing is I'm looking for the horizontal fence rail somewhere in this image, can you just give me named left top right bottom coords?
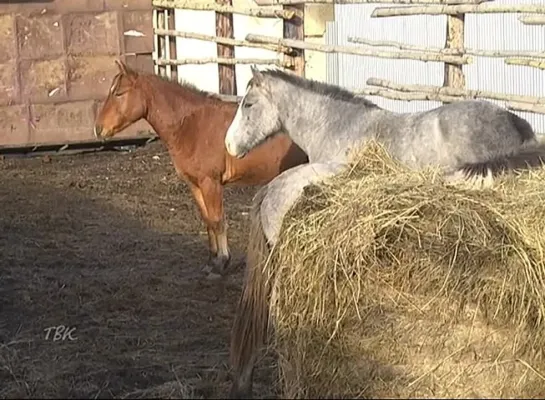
left=253, top=0, right=492, bottom=5
left=245, top=34, right=470, bottom=64
left=371, top=4, right=545, bottom=17
left=365, top=78, right=545, bottom=105
left=152, top=0, right=545, bottom=116
left=153, top=0, right=302, bottom=18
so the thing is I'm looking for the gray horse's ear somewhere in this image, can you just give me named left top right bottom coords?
left=251, top=65, right=264, bottom=85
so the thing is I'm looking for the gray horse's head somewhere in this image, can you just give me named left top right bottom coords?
left=225, top=66, right=282, bottom=158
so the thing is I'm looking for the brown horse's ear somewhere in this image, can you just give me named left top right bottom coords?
left=115, top=59, right=128, bottom=74
left=115, top=59, right=137, bottom=81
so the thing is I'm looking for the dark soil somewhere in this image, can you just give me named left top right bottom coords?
left=0, top=142, right=276, bottom=399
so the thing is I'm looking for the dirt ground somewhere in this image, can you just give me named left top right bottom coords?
left=0, top=142, right=277, bottom=399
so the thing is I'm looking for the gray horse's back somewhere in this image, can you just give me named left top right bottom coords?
left=404, top=100, right=537, bottom=169
left=438, top=100, right=535, bottom=146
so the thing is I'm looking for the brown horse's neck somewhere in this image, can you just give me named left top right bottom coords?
left=138, top=74, right=227, bottom=145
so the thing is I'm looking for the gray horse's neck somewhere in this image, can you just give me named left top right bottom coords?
left=275, top=82, right=386, bottom=163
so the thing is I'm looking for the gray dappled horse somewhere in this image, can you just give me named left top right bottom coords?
left=225, top=66, right=545, bottom=398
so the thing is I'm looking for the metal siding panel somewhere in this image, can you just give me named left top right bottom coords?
left=465, top=0, right=545, bottom=133
left=326, top=0, right=545, bottom=134
left=326, top=3, right=446, bottom=113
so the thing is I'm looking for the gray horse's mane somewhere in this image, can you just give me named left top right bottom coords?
left=260, top=68, right=380, bottom=108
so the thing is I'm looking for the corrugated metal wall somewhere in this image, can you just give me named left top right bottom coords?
left=325, top=0, right=545, bottom=133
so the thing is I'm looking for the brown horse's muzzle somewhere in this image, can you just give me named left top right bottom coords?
left=93, top=124, right=114, bottom=140
left=93, top=124, right=104, bottom=139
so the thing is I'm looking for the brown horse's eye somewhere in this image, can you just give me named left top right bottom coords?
left=114, top=89, right=128, bottom=98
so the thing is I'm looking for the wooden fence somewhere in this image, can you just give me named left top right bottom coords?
left=152, top=0, right=545, bottom=114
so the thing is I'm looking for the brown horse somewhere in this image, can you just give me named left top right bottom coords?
left=94, top=60, right=308, bottom=277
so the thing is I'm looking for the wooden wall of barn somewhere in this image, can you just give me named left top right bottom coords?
left=0, top=0, right=155, bottom=149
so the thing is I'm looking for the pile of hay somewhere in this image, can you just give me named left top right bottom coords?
left=266, top=141, right=545, bottom=398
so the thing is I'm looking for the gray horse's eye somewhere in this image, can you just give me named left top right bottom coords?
left=243, top=101, right=253, bottom=109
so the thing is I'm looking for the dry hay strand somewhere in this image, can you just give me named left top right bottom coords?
left=121, top=380, right=198, bottom=399
left=264, top=141, right=545, bottom=399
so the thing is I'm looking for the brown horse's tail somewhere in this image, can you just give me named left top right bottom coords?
left=229, top=185, right=272, bottom=398
left=449, top=142, right=545, bottom=187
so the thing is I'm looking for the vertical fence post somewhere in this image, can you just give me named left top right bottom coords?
left=152, top=8, right=160, bottom=76
left=163, top=9, right=173, bottom=79
left=154, top=8, right=178, bottom=80
left=156, top=10, right=168, bottom=77
left=443, top=13, right=465, bottom=92
left=216, top=0, right=237, bottom=95
left=166, top=8, right=178, bottom=81
left=283, top=5, right=305, bottom=77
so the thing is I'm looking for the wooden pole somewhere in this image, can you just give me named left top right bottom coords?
left=505, top=58, right=545, bottom=70
left=156, top=57, right=291, bottom=66
left=443, top=13, right=465, bottom=94
left=254, top=0, right=490, bottom=4
left=519, top=15, right=545, bottom=26
left=216, top=0, right=237, bottom=95
left=157, top=11, right=167, bottom=77
left=163, top=9, right=172, bottom=78
left=246, top=34, right=470, bottom=64
left=507, top=102, right=545, bottom=115
left=348, top=36, right=545, bottom=59
left=166, top=9, right=178, bottom=81
left=371, top=4, right=545, bottom=17
left=153, top=9, right=160, bottom=75
left=366, top=77, right=545, bottom=105
left=153, top=0, right=301, bottom=19
left=359, top=87, right=462, bottom=103
left=154, top=29, right=292, bottom=53
left=283, top=5, right=305, bottom=76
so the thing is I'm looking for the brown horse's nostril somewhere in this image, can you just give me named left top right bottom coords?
left=94, top=125, right=103, bottom=138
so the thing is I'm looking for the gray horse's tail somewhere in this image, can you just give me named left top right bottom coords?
left=510, top=111, right=537, bottom=144
left=229, top=185, right=271, bottom=399
left=457, top=142, right=545, bottom=180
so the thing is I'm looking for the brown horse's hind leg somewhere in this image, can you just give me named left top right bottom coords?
left=199, top=177, right=231, bottom=276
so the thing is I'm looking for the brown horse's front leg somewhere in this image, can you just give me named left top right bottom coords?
left=190, top=184, right=220, bottom=272
left=199, top=177, right=231, bottom=278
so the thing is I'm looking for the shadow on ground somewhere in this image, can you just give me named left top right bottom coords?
left=0, top=143, right=277, bottom=399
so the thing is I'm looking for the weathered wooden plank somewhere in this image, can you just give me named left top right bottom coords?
left=216, top=0, right=236, bottom=95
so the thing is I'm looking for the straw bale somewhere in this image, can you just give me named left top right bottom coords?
left=265, top=141, right=545, bottom=398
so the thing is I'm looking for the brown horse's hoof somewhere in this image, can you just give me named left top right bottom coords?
left=205, top=271, right=223, bottom=281
left=201, top=263, right=215, bottom=275
left=212, top=255, right=231, bottom=273
left=200, top=255, right=230, bottom=279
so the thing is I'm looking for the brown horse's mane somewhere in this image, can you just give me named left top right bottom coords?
left=259, top=68, right=379, bottom=108
left=149, top=72, right=230, bottom=103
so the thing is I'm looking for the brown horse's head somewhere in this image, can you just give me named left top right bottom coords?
left=94, top=60, right=147, bottom=140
